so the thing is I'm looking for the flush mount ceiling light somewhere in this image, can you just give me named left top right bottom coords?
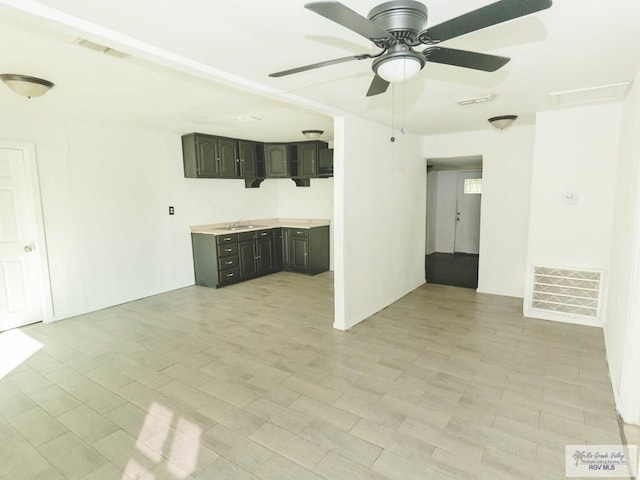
left=302, top=130, right=324, bottom=140
left=488, top=115, right=517, bottom=130
left=0, top=74, right=54, bottom=98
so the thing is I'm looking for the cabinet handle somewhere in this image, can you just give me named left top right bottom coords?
left=223, top=237, right=231, bottom=242
left=260, top=232, right=268, bottom=236
left=226, top=273, right=234, bottom=277
left=296, top=231, right=304, bottom=234
left=224, top=248, right=233, bottom=252
left=225, top=260, right=233, bottom=265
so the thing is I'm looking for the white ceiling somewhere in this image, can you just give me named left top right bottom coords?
left=1, top=0, right=639, bottom=142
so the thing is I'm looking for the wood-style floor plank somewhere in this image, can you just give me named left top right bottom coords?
left=0, top=272, right=629, bottom=479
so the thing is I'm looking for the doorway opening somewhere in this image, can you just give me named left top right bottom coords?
left=425, top=156, right=482, bottom=289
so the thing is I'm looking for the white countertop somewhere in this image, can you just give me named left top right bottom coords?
left=190, top=218, right=330, bottom=235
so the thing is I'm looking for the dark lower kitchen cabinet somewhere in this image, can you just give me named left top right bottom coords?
left=264, top=143, right=290, bottom=178
left=282, top=226, right=330, bottom=274
left=192, top=225, right=328, bottom=288
left=273, top=228, right=283, bottom=271
left=238, top=230, right=274, bottom=279
left=238, top=240, right=259, bottom=277
left=192, top=232, right=241, bottom=287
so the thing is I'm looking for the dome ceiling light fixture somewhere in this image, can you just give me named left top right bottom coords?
left=302, top=130, right=324, bottom=140
left=488, top=115, right=518, bottom=130
left=0, top=74, right=55, bottom=98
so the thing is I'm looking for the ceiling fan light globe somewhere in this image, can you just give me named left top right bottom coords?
left=376, top=56, right=422, bottom=83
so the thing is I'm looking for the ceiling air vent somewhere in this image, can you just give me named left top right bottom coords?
left=76, top=38, right=131, bottom=59
left=550, top=82, right=630, bottom=107
left=530, top=265, right=603, bottom=319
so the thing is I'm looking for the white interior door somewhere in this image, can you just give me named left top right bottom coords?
left=0, top=147, right=43, bottom=331
left=454, top=171, right=482, bottom=254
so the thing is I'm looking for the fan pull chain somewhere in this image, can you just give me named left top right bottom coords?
left=390, top=82, right=396, bottom=142
left=401, top=59, right=407, bottom=135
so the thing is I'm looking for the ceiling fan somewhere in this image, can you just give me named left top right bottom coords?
left=269, top=0, right=552, bottom=96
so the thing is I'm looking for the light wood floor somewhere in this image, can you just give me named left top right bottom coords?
left=0, top=271, right=629, bottom=479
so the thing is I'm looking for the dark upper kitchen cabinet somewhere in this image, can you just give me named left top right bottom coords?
left=183, top=133, right=331, bottom=186
left=264, top=144, right=290, bottom=178
left=238, top=140, right=258, bottom=178
left=182, top=134, right=218, bottom=178
left=182, top=133, right=259, bottom=180
left=296, top=142, right=319, bottom=177
left=183, top=133, right=235, bottom=178
left=217, top=137, right=238, bottom=178
left=291, top=141, right=333, bottom=178
left=318, top=147, right=333, bottom=177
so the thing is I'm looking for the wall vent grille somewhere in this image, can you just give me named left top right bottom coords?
left=531, top=266, right=602, bottom=318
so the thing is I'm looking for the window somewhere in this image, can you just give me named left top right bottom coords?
left=464, top=178, right=482, bottom=194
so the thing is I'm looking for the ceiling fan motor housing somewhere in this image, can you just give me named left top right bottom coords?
left=367, top=0, right=429, bottom=45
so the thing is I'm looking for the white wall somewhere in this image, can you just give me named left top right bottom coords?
left=604, top=71, right=640, bottom=424
left=334, top=115, right=426, bottom=330
left=524, top=103, right=621, bottom=325
left=1, top=112, right=332, bottom=321
left=423, top=126, right=535, bottom=297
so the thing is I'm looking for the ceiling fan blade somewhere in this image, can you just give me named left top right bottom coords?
left=419, top=0, right=552, bottom=44
left=366, top=75, right=390, bottom=97
left=305, top=2, right=393, bottom=43
left=424, top=47, right=510, bottom=72
left=269, top=53, right=372, bottom=77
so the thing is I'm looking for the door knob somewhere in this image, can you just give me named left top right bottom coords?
left=24, top=244, right=35, bottom=252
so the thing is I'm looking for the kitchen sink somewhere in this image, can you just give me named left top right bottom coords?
left=221, top=224, right=267, bottom=231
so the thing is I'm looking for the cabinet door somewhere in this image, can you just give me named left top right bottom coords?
left=282, top=228, right=291, bottom=268
left=238, top=241, right=257, bottom=278
left=218, top=138, right=238, bottom=178
left=273, top=228, right=283, bottom=271
left=196, top=136, right=219, bottom=177
left=297, top=143, right=318, bottom=177
left=265, top=144, right=290, bottom=178
left=238, top=141, right=257, bottom=177
left=256, top=237, right=274, bottom=273
left=291, top=236, right=309, bottom=269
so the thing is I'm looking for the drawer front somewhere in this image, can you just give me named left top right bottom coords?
left=217, top=243, right=238, bottom=257
left=219, top=267, right=240, bottom=284
left=255, top=229, right=272, bottom=239
left=238, top=231, right=256, bottom=242
left=218, top=255, right=238, bottom=270
left=216, top=234, right=237, bottom=245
